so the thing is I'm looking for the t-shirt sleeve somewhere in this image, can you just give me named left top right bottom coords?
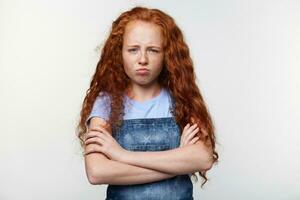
left=85, top=92, right=111, bottom=127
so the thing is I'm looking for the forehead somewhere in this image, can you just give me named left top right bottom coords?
left=123, top=20, right=163, bottom=46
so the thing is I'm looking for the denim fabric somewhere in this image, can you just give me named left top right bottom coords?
left=106, top=117, right=194, bottom=200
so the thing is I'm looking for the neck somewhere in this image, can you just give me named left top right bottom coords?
left=126, top=82, right=162, bottom=102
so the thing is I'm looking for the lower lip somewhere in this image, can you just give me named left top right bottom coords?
left=136, top=70, right=149, bottom=75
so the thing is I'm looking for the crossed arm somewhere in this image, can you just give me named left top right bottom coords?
left=85, top=149, right=176, bottom=185
left=118, top=140, right=213, bottom=175
left=84, top=117, right=213, bottom=185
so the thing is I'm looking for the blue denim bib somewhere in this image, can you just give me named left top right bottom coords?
left=106, top=117, right=194, bottom=200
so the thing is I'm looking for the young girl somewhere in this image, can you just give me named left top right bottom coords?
left=77, top=6, right=218, bottom=200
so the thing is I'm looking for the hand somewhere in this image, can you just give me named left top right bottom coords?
left=180, top=123, right=200, bottom=147
left=84, top=126, right=128, bottom=161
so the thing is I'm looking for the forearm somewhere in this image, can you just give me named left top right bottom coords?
left=103, top=159, right=176, bottom=185
left=120, top=144, right=213, bottom=175
left=88, top=154, right=176, bottom=185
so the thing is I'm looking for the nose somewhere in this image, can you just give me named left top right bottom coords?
left=138, top=51, right=148, bottom=66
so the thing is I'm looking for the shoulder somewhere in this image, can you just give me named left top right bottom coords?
left=86, top=91, right=112, bottom=125
left=97, top=91, right=111, bottom=100
left=93, top=91, right=111, bottom=106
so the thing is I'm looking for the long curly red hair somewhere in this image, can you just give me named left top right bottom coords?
left=76, top=6, right=218, bottom=188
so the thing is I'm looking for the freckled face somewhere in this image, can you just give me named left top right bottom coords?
left=122, top=20, right=164, bottom=87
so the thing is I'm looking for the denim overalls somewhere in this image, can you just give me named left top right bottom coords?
left=105, top=117, right=194, bottom=200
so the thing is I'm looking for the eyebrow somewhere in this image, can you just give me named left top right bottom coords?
left=126, top=45, right=162, bottom=49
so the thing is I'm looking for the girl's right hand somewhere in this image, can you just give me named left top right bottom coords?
left=180, top=123, right=200, bottom=147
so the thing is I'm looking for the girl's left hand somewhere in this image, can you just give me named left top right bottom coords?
left=84, top=126, right=128, bottom=161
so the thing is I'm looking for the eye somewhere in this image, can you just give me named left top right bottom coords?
left=128, top=48, right=138, bottom=53
left=149, top=49, right=159, bottom=53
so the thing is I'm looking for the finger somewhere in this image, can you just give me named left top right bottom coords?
left=183, top=123, right=190, bottom=132
left=182, top=134, right=191, bottom=146
left=84, top=131, right=101, bottom=141
left=89, top=127, right=104, bottom=132
left=180, top=132, right=187, bottom=145
left=90, top=132, right=107, bottom=142
left=183, top=124, right=197, bottom=138
left=85, top=137, right=105, bottom=146
left=91, top=126, right=112, bottom=138
left=180, top=135, right=185, bottom=146
left=99, top=127, right=112, bottom=138
left=186, top=127, right=199, bottom=142
left=189, top=136, right=199, bottom=144
left=185, top=124, right=198, bottom=136
left=181, top=124, right=192, bottom=145
left=188, top=123, right=198, bottom=131
left=182, top=124, right=190, bottom=138
left=85, top=131, right=107, bottom=141
left=84, top=144, right=103, bottom=155
left=181, top=123, right=194, bottom=145
left=183, top=137, right=191, bottom=146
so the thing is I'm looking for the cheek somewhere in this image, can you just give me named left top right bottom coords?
left=122, top=52, right=135, bottom=66
left=123, top=63, right=131, bottom=76
left=151, top=53, right=164, bottom=64
left=122, top=61, right=135, bottom=78
left=154, top=65, right=164, bottom=76
left=151, top=56, right=164, bottom=72
left=122, top=53, right=133, bottom=72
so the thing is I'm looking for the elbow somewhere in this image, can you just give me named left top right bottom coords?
left=203, top=158, right=214, bottom=171
left=87, top=174, right=100, bottom=185
left=86, top=167, right=106, bottom=185
left=198, top=153, right=214, bottom=172
left=193, top=144, right=214, bottom=172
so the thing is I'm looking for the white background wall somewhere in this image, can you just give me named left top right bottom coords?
left=1, top=0, right=299, bottom=199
